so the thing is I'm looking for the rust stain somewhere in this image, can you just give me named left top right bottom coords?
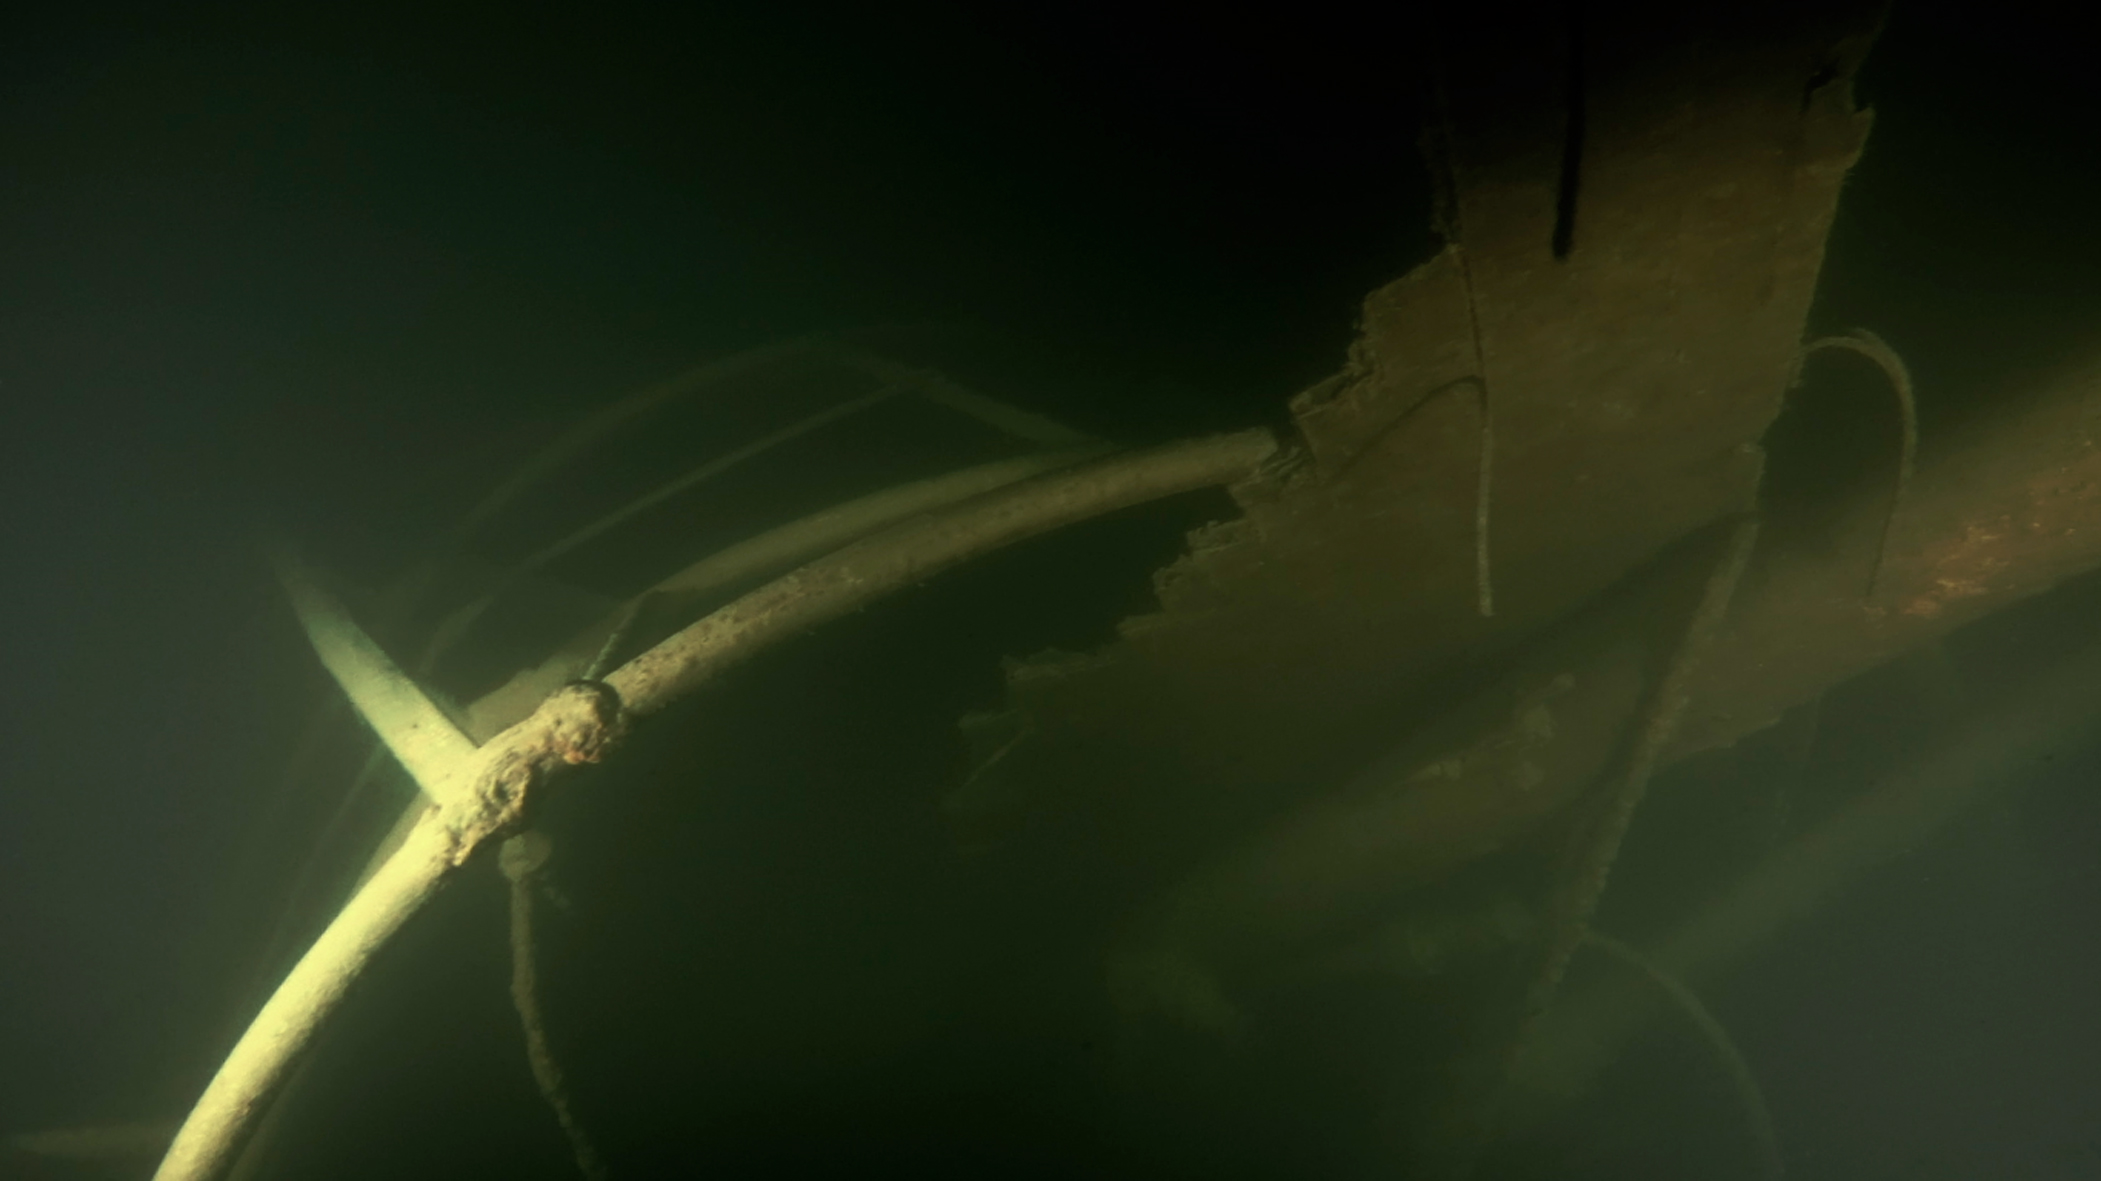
left=1902, top=520, right=2013, bottom=618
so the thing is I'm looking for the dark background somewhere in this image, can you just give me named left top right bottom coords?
left=3, top=3, right=2099, bottom=1178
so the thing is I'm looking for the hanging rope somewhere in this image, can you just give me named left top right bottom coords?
left=501, top=831, right=608, bottom=1181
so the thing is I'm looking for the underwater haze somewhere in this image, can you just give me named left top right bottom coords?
left=4, top=3, right=2101, bottom=1179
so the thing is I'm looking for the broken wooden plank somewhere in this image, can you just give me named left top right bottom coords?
left=949, top=3, right=1886, bottom=889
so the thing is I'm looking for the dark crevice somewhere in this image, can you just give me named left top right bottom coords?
left=1802, top=55, right=1842, bottom=111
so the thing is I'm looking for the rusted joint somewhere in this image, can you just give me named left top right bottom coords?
left=443, top=681, right=627, bottom=865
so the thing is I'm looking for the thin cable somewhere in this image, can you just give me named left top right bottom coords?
left=1429, top=67, right=1498, bottom=619
left=1585, top=931, right=1784, bottom=1180
left=1794, top=328, right=1918, bottom=599
left=501, top=832, right=608, bottom=1181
